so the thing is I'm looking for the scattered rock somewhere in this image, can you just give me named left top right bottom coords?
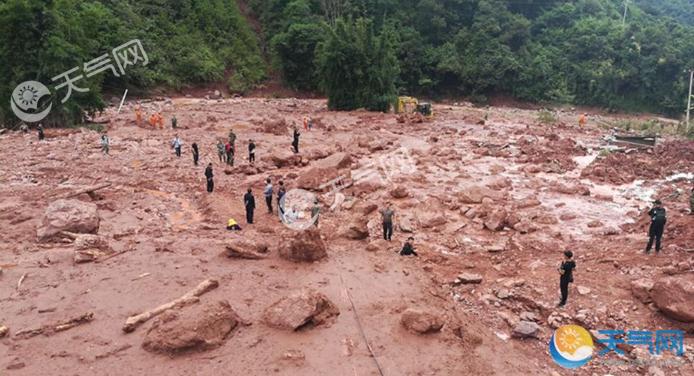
left=269, top=150, right=302, bottom=168
left=225, top=237, right=270, bottom=259
left=576, top=286, right=591, bottom=295
left=279, top=228, right=328, bottom=262
left=142, top=300, right=240, bottom=355
left=399, top=216, right=415, bottom=233
left=37, top=199, right=100, bottom=242
left=400, top=308, right=444, bottom=334
left=419, top=213, right=447, bottom=229
left=586, top=220, right=603, bottom=228
left=390, top=185, right=409, bottom=199
left=511, top=321, right=540, bottom=339
left=457, top=186, right=505, bottom=204
left=296, top=152, right=352, bottom=190
left=0, top=325, right=8, bottom=338
left=484, top=209, right=507, bottom=231
left=341, top=220, right=369, bottom=240
left=455, top=273, right=483, bottom=284
left=631, top=278, right=654, bottom=304
left=263, top=289, right=339, bottom=330
left=651, top=276, right=694, bottom=322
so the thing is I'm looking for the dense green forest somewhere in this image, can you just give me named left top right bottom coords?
left=256, top=0, right=694, bottom=113
left=0, top=0, right=265, bottom=126
left=1, top=0, right=694, bottom=126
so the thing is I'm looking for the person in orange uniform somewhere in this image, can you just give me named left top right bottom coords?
left=135, top=106, right=143, bottom=126
left=156, top=112, right=164, bottom=129
left=578, top=113, right=587, bottom=128
left=148, top=113, right=157, bottom=128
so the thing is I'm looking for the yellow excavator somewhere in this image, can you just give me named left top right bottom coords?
left=396, top=96, right=433, bottom=117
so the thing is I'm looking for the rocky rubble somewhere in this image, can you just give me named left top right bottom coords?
left=143, top=300, right=241, bottom=354
left=263, top=289, right=339, bottom=330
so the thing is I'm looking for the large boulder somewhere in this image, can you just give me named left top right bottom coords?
left=279, top=228, right=327, bottom=262
left=457, top=186, right=505, bottom=204
left=143, top=300, right=240, bottom=355
left=390, top=185, right=409, bottom=199
left=37, top=199, right=100, bottom=242
left=269, top=150, right=302, bottom=168
left=341, top=220, right=369, bottom=240
left=512, top=321, right=540, bottom=339
left=263, top=289, right=339, bottom=330
left=296, top=152, right=352, bottom=190
left=484, top=209, right=508, bottom=232
left=225, top=237, right=270, bottom=259
left=651, top=276, right=694, bottom=323
left=631, top=278, right=654, bottom=304
left=400, top=308, right=444, bottom=334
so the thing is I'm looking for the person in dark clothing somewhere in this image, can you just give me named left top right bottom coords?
left=171, top=115, right=177, bottom=129
left=205, top=163, right=214, bottom=193
left=380, top=203, right=395, bottom=241
left=277, top=181, right=287, bottom=220
left=292, top=126, right=300, bottom=154
left=37, top=124, right=44, bottom=141
left=263, top=178, right=273, bottom=213
left=248, top=139, right=256, bottom=163
left=399, top=237, right=418, bottom=256
left=244, top=188, right=255, bottom=224
left=192, top=143, right=199, bottom=166
left=645, top=200, right=667, bottom=254
left=558, top=250, right=576, bottom=307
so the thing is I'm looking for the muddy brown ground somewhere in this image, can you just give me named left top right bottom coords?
left=0, top=98, right=692, bottom=375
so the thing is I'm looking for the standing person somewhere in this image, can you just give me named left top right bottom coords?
left=399, top=237, right=418, bottom=256
left=37, top=124, right=44, bottom=141
left=135, top=106, right=142, bottom=126
left=277, top=181, right=287, bottom=220
left=228, top=129, right=237, bottom=149
left=225, top=142, right=233, bottom=166
left=244, top=188, right=255, bottom=224
left=248, top=139, right=256, bottom=163
left=172, top=134, right=183, bottom=157
left=216, top=140, right=226, bottom=163
left=292, top=126, right=300, bottom=154
left=645, top=200, right=667, bottom=254
left=171, top=115, right=177, bottom=129
left=303, top=116, right=309, bottom=131
left=380, top=203, right=395, bottom=241
left=264, top=178, right=273, bottom=213
left=311, top=199, right=321, bottom=227
left=192, top=142, right=199, bottom=166
left=204, top=163, right=214, bottom=193
left=578, top=113, right=587, bottom=128
left=689, top=185, right=694, bottom=215
left=100, top=133, right=110, bottom=155
left=558, top=250, right=576, bottom=307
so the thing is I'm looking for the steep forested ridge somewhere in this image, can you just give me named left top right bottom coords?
left=1, top=0, right=693, bottom=126
left=253, top=0, right=694, bottom=114
left=0, top=0, right=265, bottom=126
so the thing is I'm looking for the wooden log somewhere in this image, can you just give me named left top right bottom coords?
left=14, top=312, right=94, bottom=339
left=122, top=278, right=219, bottom=333
left=63, top=183, right=112, bottom=199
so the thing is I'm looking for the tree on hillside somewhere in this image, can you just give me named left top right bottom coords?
left=316, top=18, right=399, bottom=111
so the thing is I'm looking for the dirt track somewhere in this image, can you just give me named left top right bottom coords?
left=0, top=98, right=692, bottom=375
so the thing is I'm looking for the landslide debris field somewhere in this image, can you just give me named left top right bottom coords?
left=0, top=98, right=693, bottom=376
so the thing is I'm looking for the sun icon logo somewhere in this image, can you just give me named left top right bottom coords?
left=18, top=85, right=40, bottom=107
left=10, top=80, right=52, bottom=122
left=549, top=325, right=594, bottom=369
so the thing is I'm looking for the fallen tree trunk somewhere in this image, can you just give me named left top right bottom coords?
left=63, top=183, right=112, bottom=199
left=14, top=312, right=94, bottom=339
left=122, top=278, right=219, bottom=333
